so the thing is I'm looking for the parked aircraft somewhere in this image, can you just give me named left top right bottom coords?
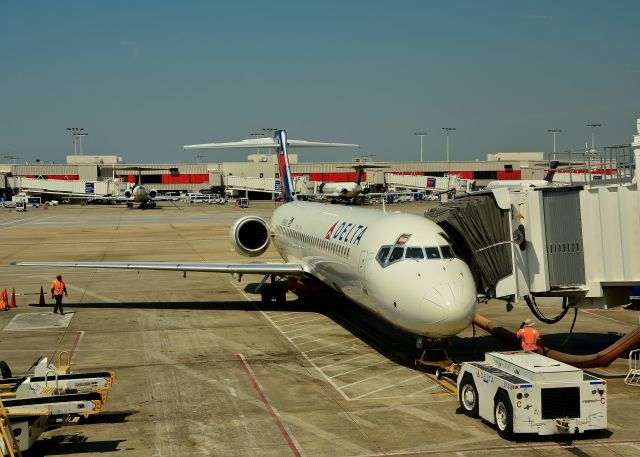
left=304, top=164, right=389, bottom=202
left=485, top=161, right=560, bottom=190
left=14, top=131, right=477, bottom=339
left=102, top=166, right=178, bottom=208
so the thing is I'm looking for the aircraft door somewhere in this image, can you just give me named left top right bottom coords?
left=358, top=250, right=369, bottom=291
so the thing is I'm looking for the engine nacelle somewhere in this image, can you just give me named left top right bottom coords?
left=148, top=189, right=157, bottom=199
left=124, top=190, right=132, bottom=198
left=229, top=216, right=270, bottom=257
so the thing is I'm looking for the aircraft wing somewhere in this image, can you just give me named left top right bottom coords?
left=12, top=261, right=305, bottom=276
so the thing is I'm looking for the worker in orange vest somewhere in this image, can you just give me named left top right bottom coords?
left=50, top=275, right=68, bottom=315
left=516, top=318, right=541, bottom=351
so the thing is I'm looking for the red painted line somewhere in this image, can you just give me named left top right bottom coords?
left=581, top=309, right=632, bottom=326
left=359, top=439, right=640, bottom=456
left=235, top=353, right=303, bottom=457
left=69, top=330, right=84, bottom=362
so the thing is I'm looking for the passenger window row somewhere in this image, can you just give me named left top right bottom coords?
left=376, top=244, right=456, bottom=267
left=277, top=225, right=350, bottom=260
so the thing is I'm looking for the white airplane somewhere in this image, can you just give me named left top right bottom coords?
left=99, top=166, right=178, bottom=208
left=309, top=164, right=389, bottom=201
left=14, top=130, right=477, bottom=339
left=485, top=161, right=560, bottom=190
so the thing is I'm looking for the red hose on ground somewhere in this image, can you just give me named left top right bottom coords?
left=473, top=313, right=640, bottom=368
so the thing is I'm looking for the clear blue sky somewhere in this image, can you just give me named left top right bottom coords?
left=1, top=1, right=639, bottom=164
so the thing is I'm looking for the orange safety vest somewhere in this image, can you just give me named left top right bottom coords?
left=516, top=326, right=540, bottom=351
left=51, top=279, right=66, bottom=296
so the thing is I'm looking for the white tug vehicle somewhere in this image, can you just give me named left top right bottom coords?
left=457, top=351, right=607, bottom=439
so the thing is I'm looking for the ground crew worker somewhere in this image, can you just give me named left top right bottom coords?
left=516, top=319, right=540, bottom=351
left=50, top=275, right=68, bottom=315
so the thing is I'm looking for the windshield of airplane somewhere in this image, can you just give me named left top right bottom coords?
left=376, top=244, right=453, bottom=267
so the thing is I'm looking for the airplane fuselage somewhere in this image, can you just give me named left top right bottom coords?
left=318, top=182, right=362, bottom=199
left=131, top=185, right=150, bottom=202
left=270, top=201, right=477, bottom=338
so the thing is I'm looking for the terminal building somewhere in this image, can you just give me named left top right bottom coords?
left=0, top=150, right=551, bottom=201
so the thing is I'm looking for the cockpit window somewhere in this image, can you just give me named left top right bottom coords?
left=441, top=245, right=456, bottom=259
left=425, top=247, right=441, bottom=259
left=405, top=247, right=424, bottom=259
left=376, top=246, right=391, bottom=264
left=388, top=247, right=404, bottom=263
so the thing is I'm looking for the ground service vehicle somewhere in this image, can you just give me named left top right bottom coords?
left=457, top=351, right=607, bottom=439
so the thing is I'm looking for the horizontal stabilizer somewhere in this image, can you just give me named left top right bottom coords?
left=184, top=137, right=359, bottom=150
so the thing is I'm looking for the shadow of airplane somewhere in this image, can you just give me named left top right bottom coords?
left=27, top=292, right=633, bottom=370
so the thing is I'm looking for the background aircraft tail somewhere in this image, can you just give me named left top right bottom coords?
left=275, top=130, right=295, bottom=202
left=544, top=160, right=560, bottom=182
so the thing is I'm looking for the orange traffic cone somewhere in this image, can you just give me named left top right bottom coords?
left=9, top=288, right=16, bottom=308
left=39, top=286, right=46, bottom=306
left=0, top=288, right=7, bottom=311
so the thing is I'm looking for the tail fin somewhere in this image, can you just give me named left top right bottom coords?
left=183, top=130, right=359, bottom=203
left=354, top=165, right=365, bottom=185
left=544, top=160, right=560, bottom=182
left=275, top=130, right=295, bottom=202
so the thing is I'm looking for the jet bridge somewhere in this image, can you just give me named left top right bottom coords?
left=426, top=144, right=640, bottom=310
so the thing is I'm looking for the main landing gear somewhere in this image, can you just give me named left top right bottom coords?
left=260, top=275, right=288, bottom=305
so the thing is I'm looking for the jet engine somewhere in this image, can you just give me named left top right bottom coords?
left=229, top=216, right=271, bottom=257
left=148, top=189, right=157, bottom=199
left=124, top=190, right=132, bottom=198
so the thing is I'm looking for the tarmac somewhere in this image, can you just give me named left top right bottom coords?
left=0, top=200, right=639, bottom=457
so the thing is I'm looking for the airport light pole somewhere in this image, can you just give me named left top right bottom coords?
left=587, top=123, right=602, bottom=150
left=78, top=132, right=87, bottom=155
left=442, top=128, right=456, bottom=162
left=262, top=128, right=278, bottom=138
left=547, top=129, right=562, bottom=161
left=66, top=128, right=87, bottom=156
left=250, top=132, right=265, bottom=154
left=414, top=132, right=427, bottom=162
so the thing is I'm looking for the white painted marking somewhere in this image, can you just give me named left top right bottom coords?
left=301, top=341, right=353, bottom=354
left=282, top=323, right=328, bottom=335
left=308, top=346, right=358, bottom=361
left=329, top=359, right=388, bottom=378
left=277, top=317, right=326, bottom=327
left=228, top=279, right=351, bottom=401
left=338, top=366, right=406, bottom=389
left=319, top=353, right=373, bottom=369
left=351, top=374, right=425, bottom=400
left=0, top=216, right=56, bottom=231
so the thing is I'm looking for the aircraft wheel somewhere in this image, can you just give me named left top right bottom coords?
left=459, top=375, right=479, bottom=418
left=494, top=392, right=514, bottom=440
left=261, top=284, right=273, bottom=305
left=275, top=284, right=287, bottom=304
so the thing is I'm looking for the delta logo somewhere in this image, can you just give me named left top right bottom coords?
left=325, top=220, right=368, bottom=245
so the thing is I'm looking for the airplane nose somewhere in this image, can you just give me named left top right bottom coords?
left=422, top=283, right=475, bottom=336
